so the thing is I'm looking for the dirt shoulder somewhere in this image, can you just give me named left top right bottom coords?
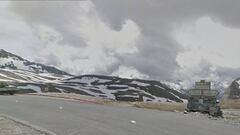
left=0, top=116, right=51, bottom=135
left=222, top=109, right=240, bottom=124
left=24, top=93, right=115, bottom=105
left=221, top=99, right=240, bottom=109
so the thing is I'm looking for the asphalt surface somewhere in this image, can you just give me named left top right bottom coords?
left=0, top=95, right=239, bottom=135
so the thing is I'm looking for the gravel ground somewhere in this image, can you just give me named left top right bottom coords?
left=183, top=109, right=240, bottom=126
left=0, top=116, right=49, bottom=135
left=222, top=109, right=240, bottom=125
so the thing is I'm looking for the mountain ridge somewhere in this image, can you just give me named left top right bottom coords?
left=0, top=49, right=188, bottom=102
left=0, top=49, right=70, bottom=76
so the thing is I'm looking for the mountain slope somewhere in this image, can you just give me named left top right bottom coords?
left=0, top=49, right=69, bottom=76
left=0, top=49, right=187, bottom=102
left=53, top=75, right=187, bottom=102
left=0, top=68, right=67, bottom=83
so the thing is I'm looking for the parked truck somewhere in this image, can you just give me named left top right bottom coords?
left=186, top=80, right=222, bottom=117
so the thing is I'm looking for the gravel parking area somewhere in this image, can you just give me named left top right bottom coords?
left=222, top=109, right=240, bottom=124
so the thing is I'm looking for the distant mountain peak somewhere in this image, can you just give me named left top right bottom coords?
left=0, top=49, right=70, bottom=76
left=0, top=49, right=24, bottom=60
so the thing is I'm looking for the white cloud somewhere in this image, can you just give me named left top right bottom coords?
left=20, top=1, right=142, bottom=75
left=175, top=17, right=240, bottom=69
left=74, top=9, right=141, bottom=54
left=112, top=66, right=149, bottom=79
left=2, top=0, right=240, bottom=85
left=0, top=2, right=42, bottom=61
left=174, top=17, right=240, bottom=87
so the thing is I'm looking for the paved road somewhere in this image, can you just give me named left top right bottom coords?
left=0, top=95, right=239, bottom=135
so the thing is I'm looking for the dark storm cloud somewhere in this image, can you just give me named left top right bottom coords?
left=217, top=67, right=240, bottom=80
left=92, top=0, right=240, bottom=80
left=113, top=36, right=181, bottom=79
left=7, top=0, right=240, bottom=81
left=93, top=0, right=240, bottom=29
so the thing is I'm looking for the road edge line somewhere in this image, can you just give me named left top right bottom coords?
left=0, top=114, right=57, bottom=135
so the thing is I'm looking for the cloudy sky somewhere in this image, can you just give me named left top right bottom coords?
left=1, top=0, right=240, bottom=85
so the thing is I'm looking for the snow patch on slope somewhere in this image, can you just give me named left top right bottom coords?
left=58, top=75, right=187, bottom=102
left=131, top=81, right=150, bottom=87
left=0, top=68, right=69, bottom=83
left=161, top=80, right=186, bottom=93
left=237, top=80, right=240, bottom=86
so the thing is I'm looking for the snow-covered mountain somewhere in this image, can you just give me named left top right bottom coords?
left=54, top=75, right=187, bottom=102
left=0, top=68, right=67, bottom=83
left=0, top=49, right=69, bottom=76
left=3, top=74, right=187, bottom=102
left=0, top=49, right=187, bottom=102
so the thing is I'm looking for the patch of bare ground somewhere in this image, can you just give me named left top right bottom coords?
left=219, top=99, right=240, bottom=124
left=132, top=102, right=186, bottom=112
left=25, top=93, right=114, bottom=105
left=222, top=109, right=240, bottom=123
left=220, top=99, right=240, bottom=109
left=26, top=93, right=186, bottom=111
